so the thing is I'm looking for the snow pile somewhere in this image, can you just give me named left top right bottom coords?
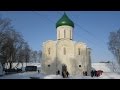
left=4, top=63, right=41, bottom=71
left=1, top=62, right=120, bottom=79
left=0, top=72, right=45, bottom=79
left=92, top=63, right=114, bottom=72
left=99, top=72, right=120, bottom=79
left=1, top=71, right=120, bottom=79
left=5, top=63, right=41, bottom=69
left=68, top=75, right=93, bottom=79
left=43, top=75, right=62, bottom=79
left=111, top=63, right=120, bottom=72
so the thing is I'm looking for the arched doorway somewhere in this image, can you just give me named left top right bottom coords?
left=62, top=64, right=67, bottom=72
left=62, top=64, right=69, bottom=78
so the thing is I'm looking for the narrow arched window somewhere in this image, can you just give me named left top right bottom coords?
left=48, top=48, right=50, bottom=55
left=59, top=31, right=60, bottom=39
left=78, top=48, right=80, bottom=55
left=64, top=30, right=66, bottom=38
left=64, top=47, right=66, bottom=55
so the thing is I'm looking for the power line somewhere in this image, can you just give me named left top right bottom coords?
left=54, top=12, right=98, bottom=45
left=32, top=11, right=56, bottom=24
left=56, top=11, right=96, bottom=37
left=74, top=28, right=98, bottom=45
left=56, top=11, right=100, bottom=45
left=56, top=11, right=96, bottom=39
left=32, top=11, right=104, bottom=47
left=56, top=11, right=107, bottom=45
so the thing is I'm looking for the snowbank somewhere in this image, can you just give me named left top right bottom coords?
left=92, top=62, right=120, bottom=73
left=1, top=71, right=120, bottom=79
left=4, top=63, right=41, bottom=71
left=43, top=75, right=62, bottom=79
left=1, top=62, right=120, bottom=79
left=92, top=63, right=114, bottom=72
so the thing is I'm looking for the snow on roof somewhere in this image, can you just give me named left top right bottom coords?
left=42, top=40, right=56, bottom=46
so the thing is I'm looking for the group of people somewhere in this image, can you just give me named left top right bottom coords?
left=56, top=69, right=103, bottom=78
left=62, top=70, right=69, bottom=78
left=56, top=65, right=70, bottom=78
left=91, top=70, right=103, bottom=77
left=83, top=71, right=88, bottom=76
left=56, top=70, right=69, bottom=78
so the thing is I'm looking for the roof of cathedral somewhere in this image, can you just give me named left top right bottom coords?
left=56, top=12, right=74, bottom=28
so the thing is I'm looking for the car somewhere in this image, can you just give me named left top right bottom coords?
left=25, top=66, right=37, bottom=71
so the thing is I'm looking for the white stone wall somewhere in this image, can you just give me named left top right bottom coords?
left=41, top=40, right=57, bottom=74
left=41, top=40, right=91, bottom=75
left=42, top=25, right=91, bottom=75
left=57, top=26, right=73, bottom=40
left=56, top=39, right=75, bottom=75
left=74, top=43, right=91, bottom=75
left=86, top=48, right=91, bottom=75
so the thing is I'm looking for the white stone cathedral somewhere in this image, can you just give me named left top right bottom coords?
left=41, top=13, right=91, bottom=76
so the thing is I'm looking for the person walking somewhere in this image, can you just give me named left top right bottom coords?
left=91, top=70, right=94, bottom=77
left=56, top=70, right=60, bottom=75
left=38, top=70, right=40, bottom=74
left=66, top=71, right=69, bottom=78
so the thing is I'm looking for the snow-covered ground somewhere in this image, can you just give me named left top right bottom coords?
left=0, top=71, right=120, bottom=79
left=92, top=62, right=120, bottom=72
left=0, top=62, right=120, bottom=79
left=92, top=63, right=114, bottom=72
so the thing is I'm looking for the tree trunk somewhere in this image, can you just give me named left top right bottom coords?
left=9, top=62, right=12, bottom=69
left=21, top=62, right=23, bottom=69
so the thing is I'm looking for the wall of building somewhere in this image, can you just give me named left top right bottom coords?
left=41, top=40, right=57, bottom=74
left=57, top=26, right=73, bottom=40
left=56, top=39, right=75, bottom=75
left=42, top=40, right=91, bottom=75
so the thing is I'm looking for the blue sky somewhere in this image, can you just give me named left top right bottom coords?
left=0, top=11, right=120, bottom=63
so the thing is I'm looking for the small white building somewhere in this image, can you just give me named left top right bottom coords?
left=41, top=13, right=91, bottom=75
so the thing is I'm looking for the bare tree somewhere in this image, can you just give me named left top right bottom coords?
left=24, top=42, right=31, bottom=66
left=0, top=17, right=14, bottom=68
left=38, top=50, right=42, bottom=63
left=108, top=29, right=120, bottom=66
left=29, top=50, right=42, bottom=63
left=30, top=50, right=37, bottom=63
left=0, top=17, right=31, bottom=69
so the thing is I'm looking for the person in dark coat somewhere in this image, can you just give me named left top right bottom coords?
left=56, top=70, right=60, bottom=75
left=92, top=70, right=94, bottom=77
left=83, top=71, right=85, bottom=76
left=91, top=70, right=94, bottom=77
left=95, top=70, right=97, bottom=76
left=85, top=71, right=87, bottom=76
left=62, top=71, right=64, bottom=78
left=66, top=71, right=69, bottom=77
left=58, top=70, right=60, bottom=75
left=62, top=71, right=67, bottom=78
left=38, top=70, right=40, bottom=74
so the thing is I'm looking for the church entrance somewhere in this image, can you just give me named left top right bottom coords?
left=62, top=64, right=69, bottom=78
left=62, top=64, right=67, bottom=72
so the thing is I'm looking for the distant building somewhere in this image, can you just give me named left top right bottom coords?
left=41, top=13, right=91, bottom=75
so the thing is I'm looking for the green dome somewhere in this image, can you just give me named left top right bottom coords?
left=56, top=13, right=74, bottom=28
